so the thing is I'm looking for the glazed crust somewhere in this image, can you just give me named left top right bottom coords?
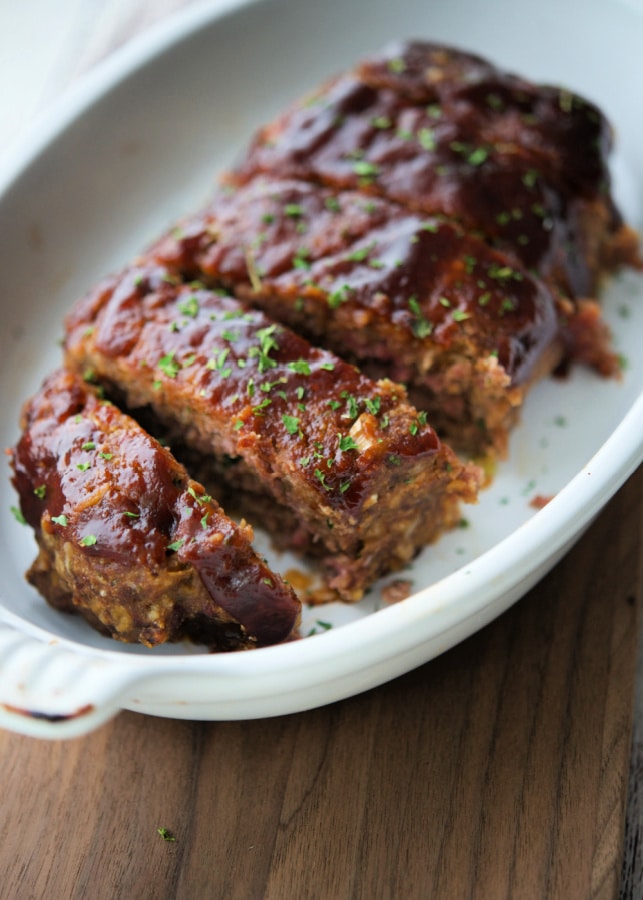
left=149, top=176, right=564, bottom=456
left=10, top=369, right=301, bottom=648
left=63, top=265, right=481, bottom=600
left=231, top=40, right=641, bottom=300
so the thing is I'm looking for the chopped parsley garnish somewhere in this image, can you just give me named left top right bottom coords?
left=282, top=415, right=301, bottom=435
left=167, top=539, right=185, bottom=553
left=157, top=828, right=176, bottom=842
left=352, top=160, right=380, bottom=178
left=338, top=434, right=359, bottom=452
left=284, top=203, right=304, bottom=217
left=33, top=485, right=47, bottom=499
left=408, top=296, right=432, bottom=338
left=328, top=284, right=353, bottom=308
left=288, top=359, right=312, bottom=375
left=81, top=442, right=96, bottom=451
left=292, top=247, right=312, bottom=270
left=51, top=514, right=69, bottom=526
left=418, top=128, right=436, bottom=151
left=10, top=506, right=26, bottom=525
left=79, top=535, right=97, bottom=547
left=388, top=57, right=406, bottom=73
left=158, top=352, right=180, bottom=379
left=177, top=295, right=199, bottom=318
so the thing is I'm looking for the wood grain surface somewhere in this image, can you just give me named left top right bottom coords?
left=1, top=465, right=641, bottom=900
left=1, top=3, right=642, bottom=898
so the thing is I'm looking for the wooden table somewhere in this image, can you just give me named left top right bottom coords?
left=1, top=4, right=642, bottom=898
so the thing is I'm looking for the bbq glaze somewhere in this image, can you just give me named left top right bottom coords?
left=64, top=266, right=480, bottom=599
left=232, top=41, right=632, bottom=299
left=11, top=369, right=301, bottom=647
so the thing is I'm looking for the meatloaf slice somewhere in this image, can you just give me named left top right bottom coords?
left=63, top=264, right=481, bottom=600
left=10, top=369, right=301, bottom=649
left=230, top=41, right=641, bottom=301
left=148, top=176, right=567, bottom=457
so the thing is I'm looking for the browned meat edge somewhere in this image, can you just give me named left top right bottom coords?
left=10, top=368, right=301, bottom=649
left=63, top=265, right=481, bottom=600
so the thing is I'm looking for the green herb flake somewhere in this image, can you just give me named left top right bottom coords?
left=167, top=539, right=185, bottom=553
left=158, top=352, right=180, bottom=379
left=292, top=247, right=312, bottom=270
left=328, top=284, right=353, bottom=308
left=314, top=468, right=332, bottom=491
left=11, top=506, right=26, bottom=525
left=522, top=168, right=539, bottom=189
left=324, top=197, right=341, bottom=213
left=418, top=128, right=437, bottom=151
left=351, top=160, right=380, bottom=178
left=486, top=92, right=504, bottom=111
left=177, top=295, right=199, bottom=318
left=452, top=309, right=471, bottom=322
left=79, top=535, right=97, bottom=547
left=288, top=359, right=311, bottom=375
left=371, top=115, right=392, bottom=129
left=157, top=828, right=176, bottom=842
left=76, top=462, right=91, bottom=472
left=388, top=57, right=406, bottom=73
left=468, top=146, right=489, bottom=166
left=284, top=203, right=304, bottom=218
left=408, top=295, right=433, bottom=339
left=81, top=441, right=96, bottom=451
left=338, top=434, right=359, bottom=452
left=33, top=485, right=47, bottom=499
left=282, top=415, right=301, bottom=436
left=51, top=514, right=69, bottom=526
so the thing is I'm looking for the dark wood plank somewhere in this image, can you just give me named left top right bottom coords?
left=1, top=467, right=640, bottom=900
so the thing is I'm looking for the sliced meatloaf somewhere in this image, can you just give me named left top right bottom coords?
left=63, top=264, right=481, bottom=601
left=231, top=40, right=640, bottom=303
left=10, top=369, right=301, bottom=649
left=148, top=175, right=567, bottom=456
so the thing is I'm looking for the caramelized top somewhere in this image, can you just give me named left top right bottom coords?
left=65, top=266, right=444, bottom=515
left=232, top=41, right=618, bottom=297
left=151, top=177, right=558, bottom=386
left=11, top=369, right=300, bottom=645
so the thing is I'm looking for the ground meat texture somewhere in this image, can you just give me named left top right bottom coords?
left=63, top=265, right=481, bottom=600
left=148, top=176, right=566, bottom=457
left=230, top=41, right=641, bottom=301
left=10, top=369, right=301, bottom=649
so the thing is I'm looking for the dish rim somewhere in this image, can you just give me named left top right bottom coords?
left=0, top=0, right=642, bottom=736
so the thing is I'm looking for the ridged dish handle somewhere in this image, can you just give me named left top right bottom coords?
left=0, top=616, right=137, bottom=739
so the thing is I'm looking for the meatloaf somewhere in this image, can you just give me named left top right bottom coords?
left=149, top=175, right=566, bottom=457
left=231, top=40, right=641, bottom=301
left=63, top=263, right=481, bottom=601
left=10, top=369, right=301, bottom=649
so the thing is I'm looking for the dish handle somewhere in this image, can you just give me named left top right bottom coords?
left=0, top=617, right=138, bottom=739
